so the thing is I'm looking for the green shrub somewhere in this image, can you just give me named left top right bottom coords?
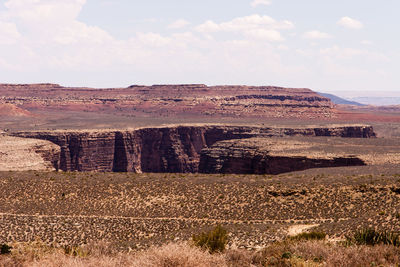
left=281, top=251, right=292, bottom=259
left=63, top=245, right=89, bottom=257
left=0, top=244, right=12, bottom=254
left=192, top=225, right=229, bottom=253
left=290, top=231, right=326, bottom=241
left=348, top=228, right=400, bottom=246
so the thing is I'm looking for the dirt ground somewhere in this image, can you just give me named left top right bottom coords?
left=1, top=166, right=400, bottom=250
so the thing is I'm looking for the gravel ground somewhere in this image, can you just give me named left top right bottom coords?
left=1, top=167, right=400, bottom=250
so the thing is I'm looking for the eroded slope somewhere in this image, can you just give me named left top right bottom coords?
left=0, top=135, right=59, bottom=171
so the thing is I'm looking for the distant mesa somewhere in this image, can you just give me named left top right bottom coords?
left=0, top=83, right=62, bottom=89
left=318, top=92, right=365, bottom=106
left=0, top=83, right=336, bottom=120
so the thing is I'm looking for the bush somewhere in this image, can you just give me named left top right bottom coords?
left=0, top=244, right=12, bottom=254
left=348, top=228, right=400, bottom=246
left=63, top=245, right=88, bottom=257
left=192, top=225, right=229, bottom=253
left=290, top=231, right=327, bottom=241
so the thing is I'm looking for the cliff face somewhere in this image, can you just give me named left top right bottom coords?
left=198, top=138, right=366, bottom=175
left=12, top=125, right=375, bottom=174
left=0, top=135, right=60, bottom=171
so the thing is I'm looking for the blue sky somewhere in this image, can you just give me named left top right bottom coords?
left=0, top=0, right=398, bottom=95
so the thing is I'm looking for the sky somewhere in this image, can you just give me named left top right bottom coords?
left=0, top=0, right=399, bottom=94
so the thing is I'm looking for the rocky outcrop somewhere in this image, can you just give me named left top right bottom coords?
left=0, top=136, right=60, bottom=171
left=199, top=138, right=366, bottom=174
left=12, top=125, right=375, bottom=173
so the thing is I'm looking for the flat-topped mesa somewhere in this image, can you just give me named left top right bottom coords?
left=0, top=83, right=63, bottom=89
left=13, top=125, right=375, bottom=173
left=0, top=83, right=335, bottom=119
left=128, top=84, right=208, bottom=90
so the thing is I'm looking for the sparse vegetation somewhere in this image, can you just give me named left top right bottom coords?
left=0, top=244, right=12, bottom=255
left=1, top=240, right=400, bottom=267
left=2, top=170, right=400, bottom=250
left=290, top=231, right=327, bottom=241
left=192, top=225, right=229, bottom=253
left=347, top=228, right=400, bottom=246
left=63, top=245, right=89, bottom=257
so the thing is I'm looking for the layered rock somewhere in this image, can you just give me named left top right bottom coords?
left=13, top=125, right=375, bottom=173
left=0, top=83, right=335, bottom=119
left=199, top=138, right=366, bottom=174
left=0, top=135, right=60, bottom=171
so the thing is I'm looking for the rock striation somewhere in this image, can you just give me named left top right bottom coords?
left=13, top=125, right=375, bottom=174
left=0, top=83, right=335, bottom=119
left=199, top=138, right=366, bottom=174
left=0, top=135, right=60, bottom=171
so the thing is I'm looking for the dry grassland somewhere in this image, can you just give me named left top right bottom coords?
left=1, top=167, right=400, bottom=251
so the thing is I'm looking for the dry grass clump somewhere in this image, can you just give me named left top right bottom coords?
left=0, top=242, right=228, bottom=267
left=347, top=228, right=400, bottom=246
left=192, top=225, right=229, bottom=253
left=289, top=231, right=326, bottom=242
left=10, top=240, right=61, bottom=263
left=288, top=240, right=400, bottom=266
left=1, top=240, right=400, bottom=267
left=131, top=242, right=227, bottom=267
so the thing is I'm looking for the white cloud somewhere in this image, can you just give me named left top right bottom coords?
left=195, top=20, right=221, bottom=33
left=277, top=44, right=288, bottom=51
left=361, top=40, right=373, bottom=46
left=195, top=14, right=293, bottom=42
left=250, top=0, right=271, bottom=7
left=196, top=15, right=293, bottom=33
left=4, top=0, right=87, bottom=24
left=168, top=19, right=190, bottom=29
left=0, top=21, right=20, bottom=44
left=303, top=30, right=332, bottom=40
left=136, top=32, right=171, bottom=47
left=52, top=22, right=113, bottom=45
left=337, top=17, right=363, bottom=29
left=2, top=0, right=112, bottom=46
left=320, top=45, right=388, bottom=61
left=245, top=29, right=284, bottom=42
left=0, top=0, right=393, bottom=93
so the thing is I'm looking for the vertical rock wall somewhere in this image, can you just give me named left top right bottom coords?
left=13, top=125, right=376, bottom=173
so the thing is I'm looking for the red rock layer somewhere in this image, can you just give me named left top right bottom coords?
left=0, top=83, right=334, bottom=119
left=0, top=103, right=32, bottom=117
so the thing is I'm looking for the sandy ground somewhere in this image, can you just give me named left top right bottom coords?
left=287, top=224, right=320, bottom=236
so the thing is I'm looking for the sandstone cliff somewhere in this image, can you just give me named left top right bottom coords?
left=199, top=138, right=366, bottom=174
left=0, top=135, right=59, bottom=171
left=13, top=125, right=375, bottom=173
